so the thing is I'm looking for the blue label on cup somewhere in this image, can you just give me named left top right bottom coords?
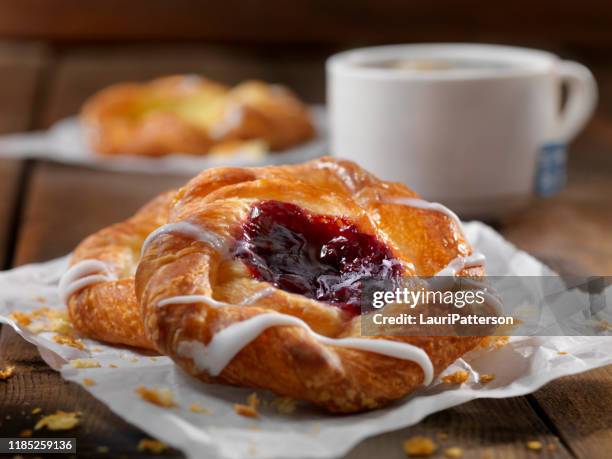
left=535, top=143, right=567, bottom=196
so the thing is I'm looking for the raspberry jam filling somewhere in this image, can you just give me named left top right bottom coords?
left=233, top=200, right=403, bottom=316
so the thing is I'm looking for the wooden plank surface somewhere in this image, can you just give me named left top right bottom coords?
left=1, top=0, right=612, bottom=46
left=530, top=366, right=612, bottom=459
left=0, top=42, right=45, bottom=267
left=347, top=397, right=571, bottom=459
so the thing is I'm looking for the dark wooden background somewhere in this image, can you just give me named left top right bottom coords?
left=0, top=2, right=611, bottom=458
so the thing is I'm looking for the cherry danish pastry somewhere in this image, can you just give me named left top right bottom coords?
left=62, top=157, right=489, bottom=412
left=81, top=75, right=315, bottom=157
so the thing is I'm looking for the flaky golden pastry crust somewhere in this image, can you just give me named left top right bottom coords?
left=66, top=191, right=174, bottom=350
left=131, top=157, right=485, bottom=412
left=81, top=76, right=315, bottom=157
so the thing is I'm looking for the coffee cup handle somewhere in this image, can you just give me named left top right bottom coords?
left=556, top=60, right=598, bottom=142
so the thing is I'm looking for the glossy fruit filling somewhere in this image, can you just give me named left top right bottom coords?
left=233, top=200, right=403, bottom=316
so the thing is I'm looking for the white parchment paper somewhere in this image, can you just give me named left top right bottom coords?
left=0, top=222, right=611, bottom=459
left=0, top=107, right=327, bottom=176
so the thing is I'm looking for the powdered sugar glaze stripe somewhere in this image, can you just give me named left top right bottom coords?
left=58, top=259, right=116, bottom=304
left=141, top=221, right=228, bottom=258
left=160, top=294, right=434, bottom=385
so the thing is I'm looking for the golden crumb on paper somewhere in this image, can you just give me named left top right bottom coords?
left=97, top=446, right=110, bottom=453
left=526, top=440, right=542, bottom=451
left=597, top=319, right=612, bottom=331
left=247, top=442, right=258, bottom=456
left=189, top=403, right=211, bottom=414
left=34, top=411, right=80, bottom=431
left=136, top=386, right=176, bottom=408
left=48, top=318, right=74, bottom=336
left=33, top=295, right=46, bottom=303
left=108, top=363, right=118, bottom=368
left=9, top=311, right=31, bottom=326
left=53, top=334, right=85, bottom=350
left=271, top=396, right=297, bottom=414
left=138, top=439, right=167, bottom=454
left=557, top=351, right=568, bottom=356
left=479, top=336, right=509, bottom=350
left=479, top=374, right=496, bottom=384
left=403, top=436, right=437, bottom=456
left=234, top=392, right=260, bottom=418
left=0, top=365, right=15, bottom=380
left=19, top=429, right=32, bottom=438
left=31, top=407, right=42, bottom=414
left=441, top=370, right=469, bottom=385
left=83, top=378, right=96, bottom=386
left=70, top=359, right=100, bottom=369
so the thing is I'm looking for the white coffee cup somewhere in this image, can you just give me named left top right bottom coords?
left=327, top=44, right=597, bottom=218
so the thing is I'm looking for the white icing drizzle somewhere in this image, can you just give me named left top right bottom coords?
left=388, top=197, right=466, bottom=240
left=58, top=259, right=116, bottom=305
left=316, top=161, right=357, bottom=192
left=434, top=253, right=487, bottom=277
left=238, top=286, right=275, bottom=305
left=141, top=221, right=227, bottom=258
left=160, top=293, right=434, bottom=384
left=385, top=197, right=488, bottom=278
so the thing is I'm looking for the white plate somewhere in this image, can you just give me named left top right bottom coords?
left=0, top=106, right=327, bottom=175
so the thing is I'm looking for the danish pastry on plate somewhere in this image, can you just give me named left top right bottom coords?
left=81, top=75, right=315, bottom=157
left=61, top=157, right=489, bottom=412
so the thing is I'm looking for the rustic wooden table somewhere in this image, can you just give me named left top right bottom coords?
left=0, top=42, right=610, bottom=459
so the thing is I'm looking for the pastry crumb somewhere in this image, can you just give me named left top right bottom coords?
left=597, top=319, right=612, bottom=331
left=480, top=336, right=509, bottom=350
left=247, top=443, right=258, bottom=456
left=526, top=440, right=542, bottom=451
left=97, top=446, right=110, bottom=453
left=31, top=407, right=42, bottom=414
left=19, top=429, right=32, bottom=438
left=403, top=436, right=437, bottom=457
left=234, top=392, right=260, bottom=418
left=557, top=351, right=568, bottom=356
left=34, top=411, right=80, bottom=431
left=479, top=374, right=495, bottom=384
left=138, top=439, right=167, bottom=454
left=83, top=378, right=96, bottom=387
left=444, top=446, right=463, bottom=458
left=70, top=359, right=100, bottom=369
left=0, top=365, right=15, bottom=380
left=271, top=396, right=297, bottom=414
left=136, top=386, right=176, bottom=408
left=546, top=443, right=557, bottom=451
left=53, top=334, right=85, bottom=350
left=189, top=403, right=211, bottom=414
left=108, top=363, right=118, bottom=368
left=9, top=311, right=32, bottom=326
left=441, top=371, right=469, bottom=385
